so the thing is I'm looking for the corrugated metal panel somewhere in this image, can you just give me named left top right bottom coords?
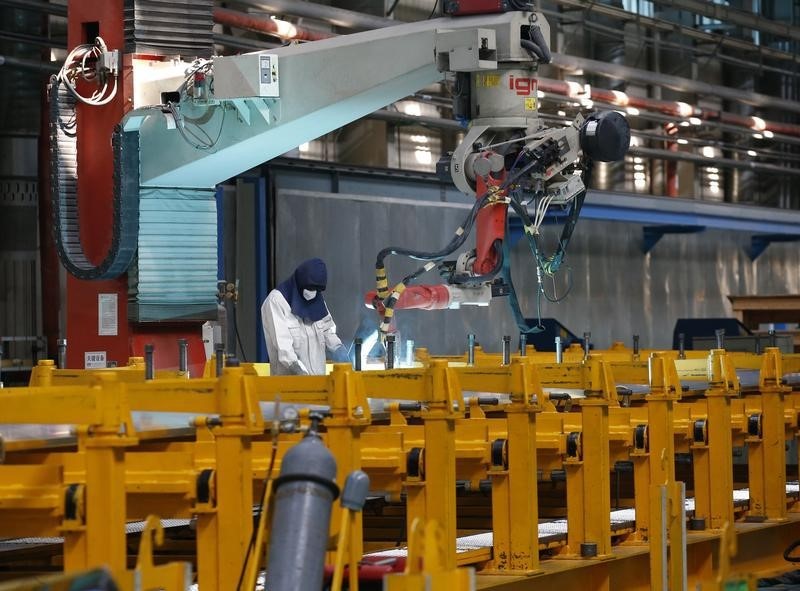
left=275, top=188, right=800, bottom=354
left=124, top=0, right=214, bottom=58
left=0, top=252, right=39, bottom=359
left=128, top=187, right=218, bottom=322
left=0, top=178, right=40, bottom=355
left=0, top=8, right=43, bottom=133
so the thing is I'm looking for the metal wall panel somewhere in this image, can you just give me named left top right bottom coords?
left=0, top=178, right=40, bottom=350
left=275, top=188, right=800, bottom=354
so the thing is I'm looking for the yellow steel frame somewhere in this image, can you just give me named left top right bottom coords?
left=2, top=349, right=800, bottom=590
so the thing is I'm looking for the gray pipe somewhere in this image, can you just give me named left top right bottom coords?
left=678, top=333, right=686, bottom=360
left=385, top=335, right=395, bottom=370
left=178, top=339, right=188, bottom=374
left=0, top=54, right=60, bottom=73
left=144, top=344, right=155, bottom=380
left=632, top=334, right=639, bottom=357
left=628, top=146, right=800, bottom=178
left=555, top=336, right=563, bottom=364
left=354, top=338, right=362, bottom=371
left=467, top=334, right=476, bottom=366
left=583, top=332, right=591, bottom=360
left=550, top=53, right=800, bottom=115
left=655, top=0, right=800, bottom=43
left=550, top=0, right=797, bottom=66
left=215, top=343, right=225, bottom=377
left=230, top=0, right=396, bottom=31
left=502, top=335, right=511, bottom=366
left=519, top=333, right=527, bottom=356
left=715, top=329, right=725, bottom=350
left=57, top=338, right=67, bottom=370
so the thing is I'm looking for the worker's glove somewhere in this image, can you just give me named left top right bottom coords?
left=288, top=361, right=309, bottom=375
left=330, top=345, right=349, bottom=363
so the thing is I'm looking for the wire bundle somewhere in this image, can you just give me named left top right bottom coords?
left=56, top=36, right=118, bottom=107
left=167, top=59, right=226, bottom=151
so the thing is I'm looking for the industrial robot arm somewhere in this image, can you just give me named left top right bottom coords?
left=365, top=81, right=630, bottom=336
left=49, top=1, right=628, bottom=336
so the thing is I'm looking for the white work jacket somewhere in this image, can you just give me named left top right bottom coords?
left=260, top=289, right=344, bottom=375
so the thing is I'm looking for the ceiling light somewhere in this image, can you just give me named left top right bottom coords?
left=689, top=117, right=702, bottom=125
left=634, top=164, right=645, bottom=171
left=677, top=138, right=688, bottom=145
left=612, top=90, right=629, bottom=106
left=414, top=148, right=432, bottom=165
left=634, top=172, right=646, bottom=180
left=271, top=17, right=298, bottom=38
left=747, top=150, right=757, bottom=157
left=675, top=101, right=693, bottom=117
left=706, top=167, right=719, bottom=173
left=410, top=134, right=429, bottom=143
left=557, top=110, right=566, bottom=117
left=764, top=130, right=774, bottom=138
left=402, top=102, right=421, bottom=116
left=626, top=106, right=640, bottom=116
left=634, top=179, right=647, bottom=190
left=680, top=121, right=691, bottom=127
left=701, top=146, right=715, bottom=158
left=566, top=81, right=583, bottom=98
left=581, top=98, right=594, bottom=109
left=537, top=90, right=545, bottom=98
left=708, top=173, right=720, bottom=181
left=633, top=157, right=643, bottom=164
left=298, top=142, right=310, bottom=153
left=750, top=116, right=767, bottom=131
left=753, top=133, right=763, bottom=140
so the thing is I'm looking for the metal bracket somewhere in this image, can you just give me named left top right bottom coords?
left=435, top=28, right=497, bottom=72
left=642, top=225, right=705, bottom=254
left=747, top=233, right=800, bottom=261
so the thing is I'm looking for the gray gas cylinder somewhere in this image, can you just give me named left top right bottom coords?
left=265, top=415, right=338, bottom=591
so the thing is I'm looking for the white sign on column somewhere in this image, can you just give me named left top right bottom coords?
left=98, top=293, right=118, bottom=336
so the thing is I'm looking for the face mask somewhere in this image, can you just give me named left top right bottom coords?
left=302, top=289, right=317, bottom=301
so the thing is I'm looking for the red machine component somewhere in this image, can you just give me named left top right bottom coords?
left=443, top=0, right=508, bottom=16
left=323, top=556, right=406, bottom=582
left=473, top=169, right=508, bottom=276
left=40, top=0, right=206, bottom=373
left=365, top=285, right=453, bottom=312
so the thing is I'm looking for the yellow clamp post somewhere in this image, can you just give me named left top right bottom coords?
left=383, top=519, right=474, bottom=591
left=134, top=515, right=192, bottom=591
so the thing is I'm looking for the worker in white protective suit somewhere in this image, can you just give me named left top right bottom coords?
left=261, top=258, right=349, bottom=375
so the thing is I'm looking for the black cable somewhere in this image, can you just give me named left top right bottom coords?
left=428, top=0, right=439, bottom=18
left=375, top=190, right=489, bottom=266
left=386, top=0, right=401, bottom=16
left=232, top=304, right=249, bottom=362
left=520, top=39, right=546, bottom=62
left=527, top=25, right=552, bottom=63
left=509, top=0, right=534, bottom=9
left=375, top=140, right=557, bottom=270
left=785, top=539, right=800, bottom=562
left=236, top=441, right=278, bottom=591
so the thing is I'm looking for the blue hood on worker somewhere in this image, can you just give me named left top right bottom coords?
left=276, top=258, right=329, bottom=322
